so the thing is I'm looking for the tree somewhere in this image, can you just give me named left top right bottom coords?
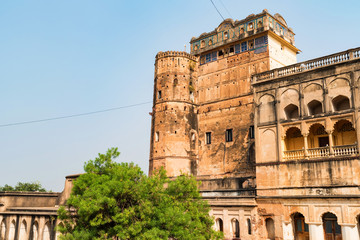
left=0, top=181, right=47, bottom=192
left=58, top=148, right=222, bottom=240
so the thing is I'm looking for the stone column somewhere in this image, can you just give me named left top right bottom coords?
left=303, top=133, right=309, bottom=159
left=341, top=224, right=360, bottom=240
left=308, top=223, right=325, bottom=240
left=327, top=130, right=334, bottom=155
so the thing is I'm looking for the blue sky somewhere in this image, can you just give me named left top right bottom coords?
left=0, top=0, right=359, bottom=192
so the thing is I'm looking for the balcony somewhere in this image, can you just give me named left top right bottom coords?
left=283, top=144, right=358, bottom=160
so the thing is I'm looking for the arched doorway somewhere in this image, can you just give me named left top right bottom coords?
left=31, top=221, right=39, bottom=240
left=266, top=218, right=275, bottom=240
left=322, top=212, right=342, bottom=240
left=42, top=222, right=51, bottom=240
left=8, top=220, right=16, bottom=240
left=0, top=220, right=6, bottom=240
left=292, top=213, right=309, bottom=240
left=215, top=218, right=223, bottom=232
left=231, top=218, right=240, bottom=239
left=19, top=220, right=27, bottom=240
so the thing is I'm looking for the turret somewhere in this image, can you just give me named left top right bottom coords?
left=149, top=51, right=198, bottom=177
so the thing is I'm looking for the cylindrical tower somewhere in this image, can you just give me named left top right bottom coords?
left=149, top=51, right=198, bottom=177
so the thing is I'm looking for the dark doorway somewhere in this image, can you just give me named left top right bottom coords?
left=323, top=212, right=342, bottom=240
left=293, top=213, right=309, bottom=240
left=318, top=137, right=329, bottom=147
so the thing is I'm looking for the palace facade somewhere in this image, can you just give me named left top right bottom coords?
left=150, top=9, right=360, bottom=240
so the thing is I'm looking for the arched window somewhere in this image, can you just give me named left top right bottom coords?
left=43, top=222, right=51, bottom=240
left=248, top=22, right=254, bottom=30
left=0, top=220, right=6, bottom=239
left=247, top=218, right=252, bottom=235
left=265, top=218, right=275, bottom=240
left=231, top=218, right=240, bottom=238
left=209, top=39, right=213, bottom=46
left=8, top=220, right=16, bottom=240
left=332, top=95, right=350, bottom=111
left=292, top=213, right=309, bottom=240
left=284, top=104, right=299, bottom=120
left=215, top=218, right=223, bottom=232
left=307, top=100, right=323, bottom=115
left=19, top=220, right=27, bottom=240
left=224, top=32, right=228, bottom=40
left=322, top=212, right=342, bottom=240
left=240, top=27, right=244, bottom=34
left=32, top=221, right=39, bottom=240
left=285, top=127, right=304, bottom=152
left=201, top=40, right=205, bottom=48
left=257, top=21, right=263, bottom=28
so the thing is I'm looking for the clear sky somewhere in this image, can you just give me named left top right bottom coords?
left=1, top=0, right=359, bottom=192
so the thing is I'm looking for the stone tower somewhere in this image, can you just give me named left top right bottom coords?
left=149, top=51, right=198, bottom=177
left=150, top=10, right=300, bottom=188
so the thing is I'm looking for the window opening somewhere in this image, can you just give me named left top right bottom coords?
left=229, top=46, right=234, bottom=53
left=206, top=132, right=211, bottom=144
left=235, top=44, right=240, bottom=53
left=155, top=132, right=159, bottom=142
left=247, top=218, right=252, bottom=235
left=249, top=126, right=255, bottom=139
left=218, top=50, right=224, bottom=57
left=241, top=42, right=248, bottom=52
left=226, top=129, right=233, bottom=142
left=248, top=40, right=254, bottom=49
left=157, top=91, right=162, bottom=99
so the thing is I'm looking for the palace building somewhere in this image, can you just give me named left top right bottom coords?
left=0, top=9, right=359, bottom=240
left=150, top=9, right=360, bottom=240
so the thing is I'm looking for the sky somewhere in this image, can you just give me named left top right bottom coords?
left=0, top=0, right=359, bottom=192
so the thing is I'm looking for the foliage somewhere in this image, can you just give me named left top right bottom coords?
left=0, top=181, right=47, bottom=192
left=58, top=148, right=222, bottom=240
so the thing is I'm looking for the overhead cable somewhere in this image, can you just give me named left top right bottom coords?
left=0, top=101, right=152, bottom=128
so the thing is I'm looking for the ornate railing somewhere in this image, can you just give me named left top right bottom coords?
left=308, top=147, right=330, bottom=158
left=283, top=149, right=304, bottom=160
left=333, top=144, right=358, bottom=156
left=283, top=144, right=358, bottom=160
left=253, top=47, right=360, bottom=82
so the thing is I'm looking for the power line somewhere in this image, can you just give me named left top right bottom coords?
left=0, top=101, right=152, bottom=128
left=210, top=0, right=225, bottom=21
left=218, top=0, right=233, bottom=19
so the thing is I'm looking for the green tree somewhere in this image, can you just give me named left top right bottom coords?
left=58, top=148, right=222, bottom=240
left=0, top=181, right=47, bottom=192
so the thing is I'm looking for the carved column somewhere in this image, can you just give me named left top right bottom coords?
left=303, top=133, right=309, bottom=159
left=327, top=130, right=334, bottom=155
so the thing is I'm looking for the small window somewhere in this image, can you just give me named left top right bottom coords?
left=248, top=22, right=254, bottom=30
left=201, top=40, right=205, bottom=48
left=240, top=27, right=244, bottom=34
left=206, top=132, right=211, bottom=144
left=226, top=129, right=233, bottom=142
left=155, top=132, right=159, bottom=142
left=218, top=50, right=224, bottom=56
left=235, top=44, right=240, bottom=53
left=241, top=42, right=248, bottom=52
left=257, top=21, right=263, bottom=28
left=249, top=126, right=254, bottom=139
left=157, top=91, right=162, bottom=99
left=190, top=91, right=194, bottom=101
left=247, top=218, right=252, bottom=235
left=224, top=31, right=228, bottom=39
left=209, top=39, right=213, bottom=46
left=248, top=40, right=254, bottom=49
left=229, top=46, right=234, bottom=53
